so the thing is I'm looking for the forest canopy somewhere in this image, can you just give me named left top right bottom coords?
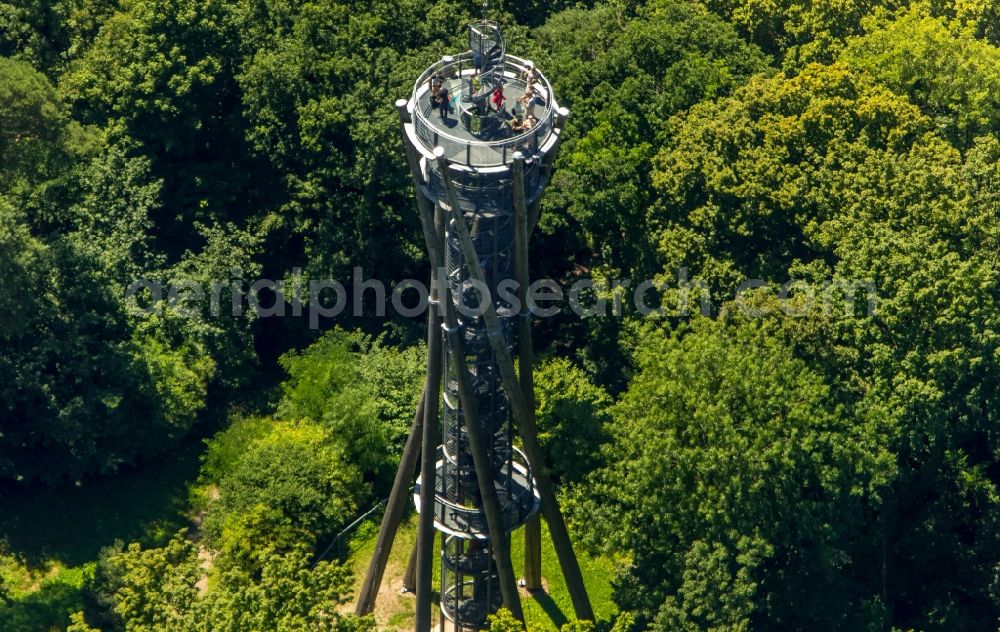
left=2, top=0, right=1000, bottom=630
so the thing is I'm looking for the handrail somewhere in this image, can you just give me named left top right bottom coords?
left=429, top=444, right=535, bottom=514
left=411, top=53, right=556, bottom=166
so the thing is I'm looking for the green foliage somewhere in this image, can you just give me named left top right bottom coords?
left=277, top=328, right=424, bottom=487
left=204, top=421, right=363, bottom=572
left=575, top=318, right=892, bottom=628
left=94, top=532, right=376, bottom=631
left=485, top=608, right=601, bottom=632
left=488, top=607, right=526, bottom=632
left=0, top=56, right=81, bottom=195
left=643, top=52, right=1000, bottom=628
left=96, top=533, right=200, bottom=632
left=67, top=610, right=102, bottom=632
left=0, top=194, right=184, bottom=482
left=0, top=52, right=253, bottom=483
left=6, top=0, right=1000, bottom=629
left=199, top=415, right=274, bottom=486
left=651, top=61, right=928, bottom=300
left=606, top=611, right=635, bottom=632
left=62, top=0, right=257, bottom=257
left=58, top=0, right=477, bottom=280
left=524, top=1, right=771, bottom=389
left=704, top=0, right=886, bottom=62
left=0, top=198, right=45, bottom=340
left=842, top=8, right=1000, bottom=149
left=533, top=357, right=611, bottom=482
left=0, top=0, right=117, bottom=73
left=149, top=220, right=262, bottom=396
left=0, top=564, right=92, bottom=632
left=533, top=0, right=770, bottom=280
left=704, top=0, right=1000, bottom=65
left=193, top=329, right=421, bottom=593
left=198, top=546, right=375, bottom=632
left=64, top=142, right=163, bottom=279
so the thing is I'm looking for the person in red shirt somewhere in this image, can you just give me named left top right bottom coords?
left=490, top=86, right=505, bottom=112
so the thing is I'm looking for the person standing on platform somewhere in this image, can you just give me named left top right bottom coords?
left=522, top=60, right=539, bottom=87
left=490, top=86, right=506, bottom=112
left=436, top=84, right=451, bottom=120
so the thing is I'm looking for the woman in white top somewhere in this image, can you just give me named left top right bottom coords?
left=519, top=88, right=543, bottom=118
left=522, top=61, right=540, bottom=87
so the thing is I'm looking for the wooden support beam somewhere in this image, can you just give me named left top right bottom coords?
left=355, top=98, right=443, bottom=617
left=403, top=538, right=418, bottom=593
left=415, top=265, right=442, bottom=632
left=435, top=152, right=595, bottom=622
left=395, top=99, right=441, bottom=632
left=355, top=386, right=426, bottom=614
left=513, top=153, right=543, bottom=591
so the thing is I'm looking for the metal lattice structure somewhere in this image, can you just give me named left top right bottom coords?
left=355, top=19, right=593, bottom=631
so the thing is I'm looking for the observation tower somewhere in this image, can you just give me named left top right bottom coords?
left=355, top=16, right=593, bottom=631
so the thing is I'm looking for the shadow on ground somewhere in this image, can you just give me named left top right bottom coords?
left=529, top=588, right=569, bottom=629
left=0, top=442, right=202, bottom=570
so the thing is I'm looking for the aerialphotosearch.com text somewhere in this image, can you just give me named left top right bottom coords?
left=125, top=267, right=877, bottom=329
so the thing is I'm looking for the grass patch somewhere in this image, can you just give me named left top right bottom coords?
left=511, top=520, right=618, bottom=630
left=344, top=511, right=444, bottom=630
left=345, top=511, right=617, bottom=631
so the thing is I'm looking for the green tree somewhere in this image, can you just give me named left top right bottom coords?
left=522, top=1, right=771, bottom=390
left=96, top=533, right=201, bottom=632
left=277, top=329, right=424, bottom=488
left=68, top=0, right=255, bottom=253
left=575, top=319, right=892, bottom=628
left=0, top=56, right=84, bottom=196
left=197, top=545, right=375, bottom=632
left=704, top=0, right=885, bottom=62
left=0, top=195, right=202, bottom=482
left=532, top=0, right=770, bottom=281
left=487, top=608, right=525, bottom=632
left=842, top=8, right=1000, bottom=149
left=0, top=0, right=118, bottom=74
left=647, top=58, right=1000, bottom=628
left=0, top=1, right=69, bottom=73
left=228, top=0, right=472, bottom=281
left=67, top=610, right=102, bottom=632
left=203, top=422, right=363, bottom=574
left=0, top=568, right=91, bottom=631
left=94, top=532, right=375, bottom=631
left=704, top=0, right=1000, bottom=65
left=533, top=357, right=611, bottom=482
left=0, top=198, right=45, bottom=341
left=0, top=52, right=240, bottom=482
left=651, top=62, right=928, bottom=302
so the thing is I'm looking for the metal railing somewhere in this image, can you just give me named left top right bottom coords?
left=425, top=157, right=541, bottom=211
left=440, top=576, right=503, bottom=627
left=312, top=495, right=396, bottom=564
left=418, top=445, right=537, bottom=537
left=412, top=53, right=556, bottom=166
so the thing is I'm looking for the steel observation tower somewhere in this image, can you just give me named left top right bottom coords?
left=354, top=14, right=592, bottom=632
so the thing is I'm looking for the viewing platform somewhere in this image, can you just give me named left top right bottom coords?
left=410, top=52, right=565, bottom=167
